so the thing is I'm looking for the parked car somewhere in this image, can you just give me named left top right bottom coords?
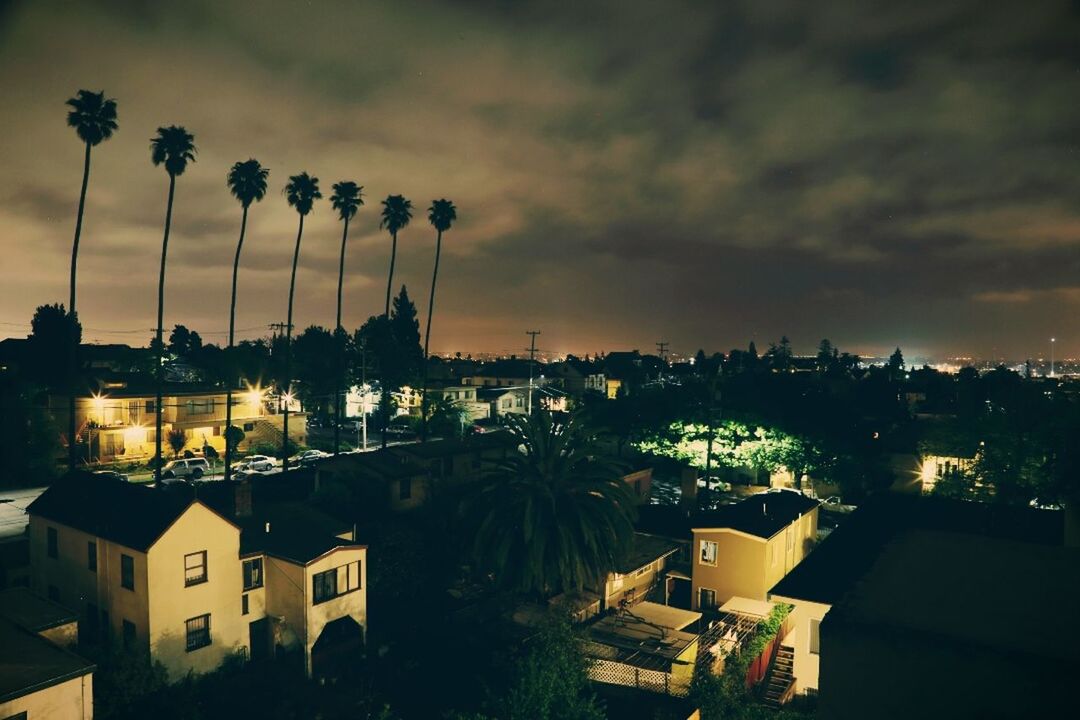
left=92, top=469, right=129, bottom=482
left=161, top=457, right=210, bottom=481
left=291, top=449, right=330, bottom=466
left=822, top=496, right=857, bottom=513
left=233, top=454, right=276, bottom=472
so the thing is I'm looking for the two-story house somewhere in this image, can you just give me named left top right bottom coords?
left=27, top=474, right=365, bottom=679
left=428, top=384, right=490, bottom=422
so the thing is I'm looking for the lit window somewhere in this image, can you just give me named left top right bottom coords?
left=184, top=551, right=207, bottom=586
left=185, top=614, right=211, bottom=651
left=700, top=540, right=718, bottom=566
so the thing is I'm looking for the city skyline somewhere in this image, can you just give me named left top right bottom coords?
left=1, top=0, right=1079, bottom=358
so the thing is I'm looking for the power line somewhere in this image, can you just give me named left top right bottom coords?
left=525, top=330, right=541, bottom=414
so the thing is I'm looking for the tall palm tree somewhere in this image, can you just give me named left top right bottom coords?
left=330, top=181, right=363, bottom=456
left=467, top=411, right=637, bottom=595
left=282, top=172, right=322, bottom=473
left=64, top=89, right=118, bottom=470
left=379, top=195, right=413, bottom=316
left=420, top=199, right=456, bottom=441
left=224, top=159, right=269, bottom=481
left=150, top=126, right=197, bottom=486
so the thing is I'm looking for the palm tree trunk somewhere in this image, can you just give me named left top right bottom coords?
left=420, top=229, right=443, bottom=442
left=384, top=229, right=397, bottom=317
left=68, top=142, right=91, bottom=471
left=154, top=173, right=176, bottom=487
left=224, top=204, right=249, bottom=482
left=334, top=216, right=349, bottom=456
left=283, top=214, right=304, bottom=473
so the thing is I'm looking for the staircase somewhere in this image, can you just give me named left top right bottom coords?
left=761, top=644, right=795, bottom=709
left=249, top=418, right=285, bottom=448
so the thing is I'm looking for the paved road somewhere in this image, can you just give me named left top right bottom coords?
left=0, top=486, right=47, bottom=540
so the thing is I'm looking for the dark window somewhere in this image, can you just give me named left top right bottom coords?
left=47, top=585, right=59, bottom=602
left=699, top=588, right=716, bottom=610
left=313, top=569, right=337, bottom=604
left=88, top=541, right=97, bottom=572
left=3, top=712, right=28, bottom=720
left=184, top=551, right=208, bottom=586
left=242, top=594, right=249, bottom=616
left=242, top=558, right=263, bottom=590
left=121, top=554, right=135, bottom=590
left=123, top=619, right=136, bottom=648
left=810, top=619, right=821, bottom=655
left=399, top=476, right=412, bottom=500
left=185, top=614, right=211, bottom=651
left=145, top=400, right=155, bottom=413
left=243, top=422, right=255, bottom=432
left=47, top=527, right=58, bottom=558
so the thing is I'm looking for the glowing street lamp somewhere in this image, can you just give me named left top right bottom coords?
left=1050, top=337, right=1056, bottom=378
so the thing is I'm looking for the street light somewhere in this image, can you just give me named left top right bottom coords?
left=1050, top=337, right=1056, bottom=378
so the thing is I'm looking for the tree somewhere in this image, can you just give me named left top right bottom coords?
left=888, top=346, right=905, bottom=380
left=330, top=180, right=363, bottom=455
left=167, top=428, right=187, bottom=458
left=281, top=172, right=322, bottom=472
left=467, top=411, right=637, bottom=595
left=167, top=324, right=202, bottom=357
left=0, top=374, right=61, bottom=487
left=380, top=195, right=413, bottom=316
left=224, top=158, right=269, bottom=481
left=27, top=303, right=81, bottom=386
left=65, top=89, right=118, bottom=471
left=150, top=125, right=197, bottom=486
left=292, top=326, right=337, bottom=418
left=390, top=286, right=423, bottom=379
left=420, top=198, right=457, bottom=441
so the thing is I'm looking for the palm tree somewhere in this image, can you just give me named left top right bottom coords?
left=379, top=195, right=413, bottom=316
left=64, top=89, right=118, bottom=470
left=467, top=411, right=637, bottom=595
left=150, top=126, right=196, bottom=486
left=420, top=199, right=456, bottom=441
left=282, top=172, right=322, bottom=473
left=224, top=159, right=269, bottom=481
left=330, top=181, right=363, bottom=456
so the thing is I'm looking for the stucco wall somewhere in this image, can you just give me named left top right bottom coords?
left=692, top=530, right=766, bottom=608
left=0, top=673, right=93, bottom=720
left=769, top=595, right=830, bottom=694
left=303, top=547, right=367, bottom=675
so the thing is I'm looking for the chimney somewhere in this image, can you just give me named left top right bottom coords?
left=234, top=479, right=253, bottom=519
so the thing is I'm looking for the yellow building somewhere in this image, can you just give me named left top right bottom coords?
left=0, top=590, right=94, bottom=720
left=690, top=492, right=819, bottom=611
left=27, top=474, right=366, bottom=680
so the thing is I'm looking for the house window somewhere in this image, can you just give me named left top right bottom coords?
left=243, top=422, right=255, bottom=432
left=242, top=558, right=263, bottom=590
left=122, top=619, right=136, bottom=648
left=242, top=594, right=249, bottom=616
left=399, top=477, right=412, bottom=501
left=184, top=551, right=208, bottom=586
left=146, top=400, right=155, bottom=413
left=47, top=527, right=58, bottom=559
left=635, top=563, right=652, bottom=578
left=88, top=541, right=97, bottom=572
left=313, top=561, right=361, bottom=604
left=121, top=554, right=135, bottom=590
left=185, top=614, right=211, bottom=652
left=699, top=588, right=717, bottom=610
left=699, top=540, right=718, bottom=566
left=810, top=619, right=821, bottom=654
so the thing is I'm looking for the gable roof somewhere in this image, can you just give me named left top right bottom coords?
left=769, top=494, right=1064, bottom=605
left=0, top=618, right=95, bottom=704
left=615, top=533, right=681, bottom=574
left=0, top=588, right=77, bottom=633
left=27, top=473, right=234, bottom=552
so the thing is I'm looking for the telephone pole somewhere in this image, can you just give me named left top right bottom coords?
left=655, top=341, right=669, bottom=362
left=525, top=330, right=541, bottom=414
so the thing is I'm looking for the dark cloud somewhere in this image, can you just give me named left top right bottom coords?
left=1, top=0, right=1079, bottom=358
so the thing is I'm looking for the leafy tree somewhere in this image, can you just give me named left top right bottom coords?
left=223, top=424, right=245, bottom=458
left=887, top=347, right=905, bottom=380
left=27, top=303, right=81, bottom=386
left=167, top=428, right=187, bottom=458
left=150, top=125, right=197, bottom=485
left=380, top=194, right=413, bottom=316
left=281, top=171, right=322, bottom=472
left=420, top=198, right=457, bottom=440
left=65, top=88, right=117, bottom=471
left=224, top=158, right=269, bottom=481
left=330, top=180, right=363, bottom=455
left=292, top=326, right=337, bottom=418
left=0, top=375, right=61, bottom=486
left=425, top=393, right=470, bottom=439
left=467, top=411, right=637, bottom=595
left=357, top=289, right=423, bottom=450
left=166, top=324, right=202, bottom=357
left=390, top=286, right=424, bottom=380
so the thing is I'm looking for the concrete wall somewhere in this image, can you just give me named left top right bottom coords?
left=0, top=674, right=93, bottom=720
left=692, top=530, right=766, bottom=608
left=602, top=555, right=667, bottom=610
left=146, top=504, right=246, bottom=680
left=769, top=595, right=830, bottom=695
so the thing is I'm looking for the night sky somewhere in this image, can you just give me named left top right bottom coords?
left=1, top=0, right=1078, bottom=360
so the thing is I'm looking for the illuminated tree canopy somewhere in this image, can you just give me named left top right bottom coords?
left=636, top=420, right=821, bottom=477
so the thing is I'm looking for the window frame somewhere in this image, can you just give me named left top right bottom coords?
left=699, top=539, right=718, bottom=566
left=809, top=618, right=821, bottom=655
left=120, top=554, right=135, bottom=590
left=242, top=557, right=264, bottom=590
left=312, top=561, right=362, bottom=605
left=184, top=550, right=208, bottom=587
left=698, top=587, right=717, bottom=610
left=185, top=613, right=211, bottom=652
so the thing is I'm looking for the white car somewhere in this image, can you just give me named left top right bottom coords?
left=291, top=449, right=330, bottom=466
left=161, top=458, right=210, bottom=481
left=234, top=455, right=276, bottom=472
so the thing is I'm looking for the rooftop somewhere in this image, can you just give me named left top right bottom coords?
left=0, top=588, right=77, bottom=633
left=616, top=533, right=681, bottom=574
left=692, top=491, right=820, bottom=539
left=770, top=494, right=1064, bottom=604
left=0, top=618, right=94, bottom=704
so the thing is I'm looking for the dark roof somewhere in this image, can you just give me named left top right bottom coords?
left=0, top=618, right=94, bottom=704
left=239, top=501, right=360, bottom=564
left=27, top=473, right=209, bottom=552
left=0, top=588, right=77, bottom=632
left=635, top=504, right=695, bottom=540
left=395, top=439, right=470, bottom=460
left=322, top=449, right=428, bottom=479
left=615, top=533, right=681, bottom=574
left=770, top=494, right=1064, bottom=604
left=693, top=492, right=820, bottom=539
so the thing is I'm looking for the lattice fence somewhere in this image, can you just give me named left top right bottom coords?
left=588, top=660, right=690, bottom=697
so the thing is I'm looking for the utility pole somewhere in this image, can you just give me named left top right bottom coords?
left=655, top=341, right=669, bottom=362
left=360, top=341, right=368, bottom=451
left=525, top=330, right=541, bottom=414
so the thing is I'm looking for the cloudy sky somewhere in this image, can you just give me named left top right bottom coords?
left=1, top=0, right=1078, bottom=360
